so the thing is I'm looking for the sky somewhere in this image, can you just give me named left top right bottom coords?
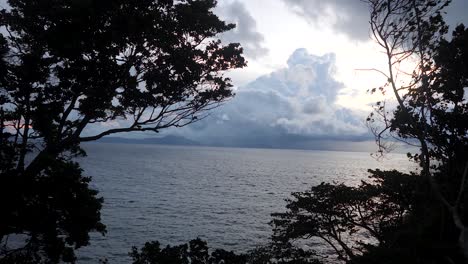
left=151, top=0, right=468, bottom=150
left=2, top=0, right=465, bottom=151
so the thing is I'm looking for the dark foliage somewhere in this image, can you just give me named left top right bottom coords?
left=272, top=170, right=423, bottom=262
left=272, top=1, right=468, bottom=263
left=129, top=238, right=321, bottom=264
left=247, top=242, right=322, bottom=264
left=0, top=0, right=245, bottom=262
left=130, top=238, right=248, bottom=264
left=0, top=159, right=105, bottom=263
left=272, top=168, right=467, bottom=263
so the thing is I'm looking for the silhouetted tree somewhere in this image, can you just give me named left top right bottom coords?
left=272, top=170, right=426, bottom=263
left=0, top=0, right=245, bottom=262
left=366, top=0, right=468, bottom=258
left=272, top=0, right=468, bottom=263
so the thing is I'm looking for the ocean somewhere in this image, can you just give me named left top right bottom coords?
left=76, top=143, right=414, bottom=263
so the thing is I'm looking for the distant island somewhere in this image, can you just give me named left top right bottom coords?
left=97, top=135, right=201, bottom=146
left=95, top=135, right=397, bottom=153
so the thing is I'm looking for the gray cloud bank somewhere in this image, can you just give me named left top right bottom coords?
left=216, top=1, right=268, bottom=59
left=283, top=0, right=370, bottom=40
left=282, top=0, right=468, bottom=41
left=168, top=49, right=370, bottom=150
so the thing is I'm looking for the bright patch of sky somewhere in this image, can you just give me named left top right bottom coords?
left=217, top=0, right=468, bottom=109
left=217, top=0, right=391, bottom=112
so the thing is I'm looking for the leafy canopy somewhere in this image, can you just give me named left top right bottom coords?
left=0, top=0, right=246, bottom=262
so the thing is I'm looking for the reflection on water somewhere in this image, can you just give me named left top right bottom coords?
left=76, top=143, right=414, bottom=263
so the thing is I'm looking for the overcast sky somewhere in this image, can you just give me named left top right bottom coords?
left=39, top=0, right=460, bottom=150
left=145, top=0, right=464, bottom=150
left=0, top=0, right=465, bottom=151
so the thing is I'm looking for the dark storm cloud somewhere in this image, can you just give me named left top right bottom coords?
left=216, top=1, right=268, bottom=59
left=282, top=0, right=468, bottom=41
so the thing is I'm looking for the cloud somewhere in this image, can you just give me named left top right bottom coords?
left=281, top=0, right=370, bottom=41
left=168, top=49, right=369, bottom=148
left=215, top=1, right=268, bottom=59
left=281, top=0, right=468, bottom=41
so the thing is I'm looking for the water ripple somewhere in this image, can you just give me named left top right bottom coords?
left=76, top=143, right=414, bottom=263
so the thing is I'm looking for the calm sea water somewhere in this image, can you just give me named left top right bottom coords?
left=76, top=143, right=414, bottom=263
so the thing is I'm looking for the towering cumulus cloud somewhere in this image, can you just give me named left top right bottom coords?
left=174, top=49, right=368, bottom=148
